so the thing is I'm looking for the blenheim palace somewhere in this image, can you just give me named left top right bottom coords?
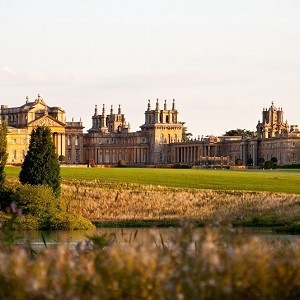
left=1, top=94, right=300, bottom=167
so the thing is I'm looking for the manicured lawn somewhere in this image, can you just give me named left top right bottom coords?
left=6, top=166, right=300, bottom=194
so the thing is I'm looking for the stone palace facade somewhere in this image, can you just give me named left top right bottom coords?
left=1, top=94, right=300, bottom=167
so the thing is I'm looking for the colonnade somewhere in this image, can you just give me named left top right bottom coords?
left=86, top=147, right=149, bottom=165
left=171, top=144, right=220, bottom=164
left=52, top=132, right=66, bottom=157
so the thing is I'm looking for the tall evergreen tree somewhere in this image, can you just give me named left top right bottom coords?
left=19, top=126, right=61, bottom=196
left=0, top=121, right=8, bottom=186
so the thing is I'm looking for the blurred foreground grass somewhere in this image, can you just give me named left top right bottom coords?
left=0, top=224, right=299, bottom=299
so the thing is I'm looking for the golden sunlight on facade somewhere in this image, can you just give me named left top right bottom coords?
left=1, top=95, right=300, bottom=167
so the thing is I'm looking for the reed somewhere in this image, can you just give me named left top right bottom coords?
left=0, top=225, right=299, bottom=299
left=60, top=179, right=300, bottom=227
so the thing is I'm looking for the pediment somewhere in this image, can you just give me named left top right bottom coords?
left=28, top=115, right=65, bottom=128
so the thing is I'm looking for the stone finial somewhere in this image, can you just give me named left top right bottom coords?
left=118, top=104, right=121, bottom=114
left=164, top=100, right=167, bottom=110
left=94, top=105, right=98, bottom=116
left=172, top=99, right=176, bottom=110
left=110, top=105, right=113, bottom=115
left=156, top=98, right=159, bottom=111
left=26, top=96, right=29, bottom=103
left=147, top=99, right=151, bottom=111
left=102, top=104, right=106, bottom=116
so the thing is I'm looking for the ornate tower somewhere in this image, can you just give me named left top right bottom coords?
left=256, top=102, right=289, bottom=138
left=141, top=99, right=183, bottom=163
left=90, top=104, right=129, bottom=134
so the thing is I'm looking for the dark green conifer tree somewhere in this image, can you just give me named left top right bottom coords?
left=0, top=121, right=8, bottom=187
left=19, top=126, right=61, bottom=197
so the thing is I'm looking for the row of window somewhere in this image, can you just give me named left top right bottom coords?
left=67, top=149, right=80, bottom=163
left=225, top=141, right=297, bottom=152
left=10, top=150, right=26, bottom=161
left=10, top=138, right=27, bottom=144
left=262, top=142, right=296, bottom=149
left=67, top=135, right=80, bottom=146
left=261, top=153, right=297, bottom=162
left=97, top=138, right=147, bottom=145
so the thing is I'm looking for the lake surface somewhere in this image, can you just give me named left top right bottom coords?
left=14, top=227, right=300, bottom=251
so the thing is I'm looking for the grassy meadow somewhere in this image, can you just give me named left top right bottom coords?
left=5, top=166, right=300, bottom=194
left=4, top=166, right=300, bottom=228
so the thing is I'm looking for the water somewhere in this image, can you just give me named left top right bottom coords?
left=13, top=227, right=300, bottom=251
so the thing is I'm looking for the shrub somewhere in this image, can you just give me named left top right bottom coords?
left=247, top=157, right=253, bottom=166
left=271, top=156, right=277, bottom=168
left=258, top=157, right=265, bottom=167
left=173, top=164, right=192, bottom=169
left=264, top=160, right=273, bottom=169
left=0, top=187, right=14, bottom=211
left=10, top=215, right=40, bottom=230
left=9, top=185, right=93, bottom=231
left=44, top=212, right=95, bottom=230
left=235, top=158, right=243, bottom=166
left=117, top=159, right=126, bottom=167
left=58, top=155, right=65, bottom=163
left=0, top=211, right=10, bottom=223
left=13, top=185, right=60, bottom=219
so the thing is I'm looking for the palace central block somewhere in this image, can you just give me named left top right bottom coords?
left=1, top=95, right=300, bottom=167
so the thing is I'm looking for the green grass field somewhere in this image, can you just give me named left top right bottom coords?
left=6, top=166, right=300, bottom=194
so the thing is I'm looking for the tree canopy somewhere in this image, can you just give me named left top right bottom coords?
left=0, top=121, right=8, bottom=186
left=224, top=129, right=254, bottom=138
left=181, top=122, right=193, bottom=141
left=19, top=126, right=61, bottom=197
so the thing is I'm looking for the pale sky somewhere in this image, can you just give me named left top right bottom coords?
left=1, top=0, right=300, bottom=136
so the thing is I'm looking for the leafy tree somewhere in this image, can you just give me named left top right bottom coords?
left=19, top=126, right=61, bottom=197
left=181, top=122, right=193, bottom=141
left=0, top=121, right=8, bottom=186
left=224, top=129, right=254, bottom=138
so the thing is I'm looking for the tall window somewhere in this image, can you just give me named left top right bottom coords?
left=67, top=135, right=71, bottom=146
left=68, top=150, right=71, bottom=162
left=75, top=135, right=79, bottom=146
left=75, top=150, right=79, bottom=163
